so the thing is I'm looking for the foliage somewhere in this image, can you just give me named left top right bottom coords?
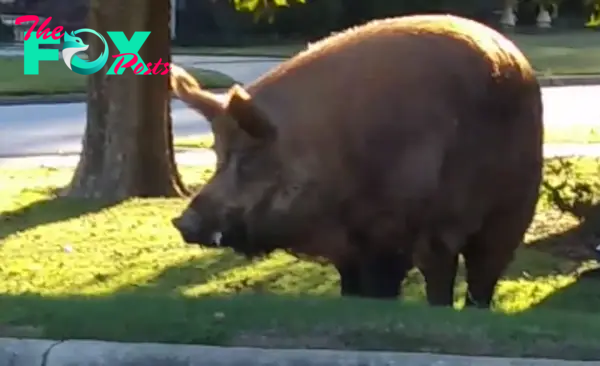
left=584, top=0, right=600, bottom=27
left=231, top=0, right=306, bottom=23
left=541, top=158, right=600, bottom=219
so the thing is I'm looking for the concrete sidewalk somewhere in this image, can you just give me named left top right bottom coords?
left=2, top=143, right=600, bottom=169
left=1, top=338, right=599, bottom=366
left=0, top=149, right=216, bottom=168
left=0, top=75, right=598, bottom=107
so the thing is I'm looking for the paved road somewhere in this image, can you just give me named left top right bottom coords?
left=0, top=85, right=599, bottom=159
left=1, top=44, right=600, bottom=162
left=0, top=99, right=220, bottom=157
left=0, top=52, right=284, bottom=158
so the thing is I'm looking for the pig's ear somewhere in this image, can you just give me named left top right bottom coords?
left=170, top=64, right=224, bottom=120
left=225, top=84, right=277, bottom=141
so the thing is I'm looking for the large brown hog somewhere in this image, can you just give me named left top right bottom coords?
left=170, top=14, right=544, bottom=308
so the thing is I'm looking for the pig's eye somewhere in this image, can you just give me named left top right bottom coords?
left=233, top=153, right=261, bottom=179
left=235, top=156, right=253, bottom=176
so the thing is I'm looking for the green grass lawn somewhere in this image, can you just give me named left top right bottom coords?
left=1, top=158, right=600, bottom=358
left=173, top=31, right=600, bottom=76
left=172, top=125, right=600, bottom=151
left=174, top=134, right=215, bottom=149
left=172, top=43, right=304, bottom=58
left=511, top=31, right=600, bottom=75
left=0, top=57, right=237, bottom=97
left=544, top=125, right=600, bottom=144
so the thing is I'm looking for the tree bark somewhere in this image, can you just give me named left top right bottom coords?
left=65, top=0, right=188, bottom=200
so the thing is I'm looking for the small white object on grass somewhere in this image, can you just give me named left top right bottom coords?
left=212, top=232, right=222, bottom=246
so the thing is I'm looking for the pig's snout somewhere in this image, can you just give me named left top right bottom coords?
left=171, top=208, right=197, bottom=230
left=171, top=209, right=223, bottom=247
left=171, top=209, right=202, bottom=242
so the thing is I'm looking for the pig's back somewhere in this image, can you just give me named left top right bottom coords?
left=249, top=14, right=539, bottom=152
left=249, top=14, right=542, bottom=217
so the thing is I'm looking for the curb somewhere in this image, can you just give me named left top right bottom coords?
left=0, top=150, right=217, bottom=168
left=0, top=76, right=597, bottom=106
left=0, top=147, right=208, bottom=159
left=1, top=338, right=599, bottom=366
left=2, top=144, right=599, bottom=167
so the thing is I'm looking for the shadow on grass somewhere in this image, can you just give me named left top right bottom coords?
left=115, top=250, right=251, bottom=295
left=1, top=244, right=600, bottom=358
left=492, top=157, right=600, bottom=317
left=0, top=196, right=119, bottom=241
left=531, top=268, right=600, bottom=314
left=3, top=281, right=600, bottom=359
left=0, top=250, right=254, bottom=343
left=501, top=157, right=600, bottom=280
left=510, top=205, right=600, bottom=282
left=528, top=157, right=600, bottom=263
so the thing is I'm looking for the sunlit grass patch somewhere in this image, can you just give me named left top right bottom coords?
left=174, top=134, right=215, bottom=150
left=544, top=126, right=600, bottom=144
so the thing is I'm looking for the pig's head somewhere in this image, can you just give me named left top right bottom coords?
left=170, top=65, right=322, bottom=258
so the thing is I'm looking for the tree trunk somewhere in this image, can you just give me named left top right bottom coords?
left=65, top=0, right=188, bottom=200
left=500, top=0, right=518, bottom=27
